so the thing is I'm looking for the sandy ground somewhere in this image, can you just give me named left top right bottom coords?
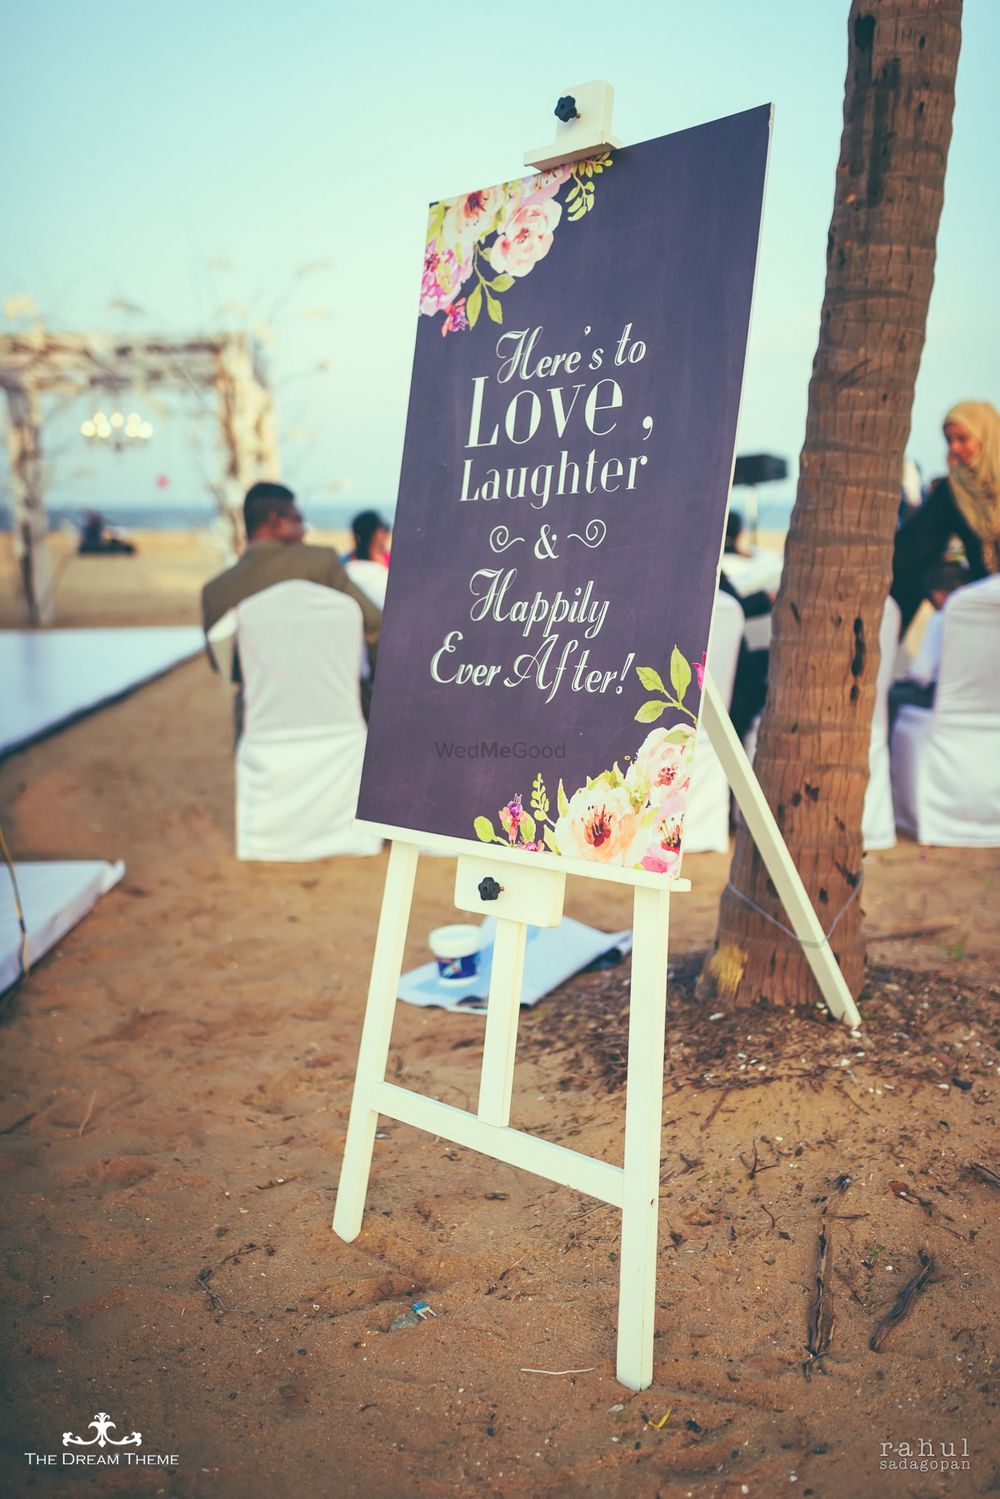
left=1, top=534, right=997, bottom=1498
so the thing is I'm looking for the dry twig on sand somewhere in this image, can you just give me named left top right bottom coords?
left=870, top=1249, right=936, bottom=1352
left=77, top=1090, right=97, bottom=1137
left=803, top=1173, right=852, bottom=1380
left=195, top=1267, right=225, bottom=1313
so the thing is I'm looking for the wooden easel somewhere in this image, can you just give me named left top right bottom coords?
left=333, top=85, right=861, bottom=1393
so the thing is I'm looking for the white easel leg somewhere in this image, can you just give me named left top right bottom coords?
left=616, top=883, right=671, bottom=1391
left=332, top=839, right=419, bottom=1242
left=700, top=676, right=862, bottom=1029
left=477, top=917, right=527, bottom=1127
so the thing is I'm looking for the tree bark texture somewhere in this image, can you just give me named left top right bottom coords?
left=702, top=0, right=962, bottom=1007
left=5, top=384, right=54, bottom=626
left=215, top=341, right=280, bottom=556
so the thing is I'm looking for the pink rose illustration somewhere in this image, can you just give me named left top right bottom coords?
left=441, top=299, right=468, bottom=337
left=519, top=163, right=572, bottom=207
left=639, top=846, right=682, bottom=878
left=420, top=245, right=471, bottom=316
left=442, top=185, right=507, bottom=255
left=636, top=806, right=684, bottom=877
left=634, top=728, right=693, bottom=801
left=490, top=200, right=563, bottom=278
left=498, top=793, right=523, bottom=843
left=695, top=651, right=707, bottom=690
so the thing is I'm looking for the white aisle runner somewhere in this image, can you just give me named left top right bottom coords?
left=1, top=627, right=204, bottom=757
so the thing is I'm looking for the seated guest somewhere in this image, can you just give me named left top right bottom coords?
left=346, top=509, right=392, bottom=567
left=892, top=400, right=1000, bottom=632
left=202, top=481, right=381, bottom=733
left=888, top=560, right=968, bottom=730
left=718, top=574, right=769, bottom=743
left=898, top=456, right=924, bottom=526
left=723, top=509, right=776, bottom=619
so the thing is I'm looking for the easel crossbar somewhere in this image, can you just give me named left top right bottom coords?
left=375, top=1081, right=625, bottom=1207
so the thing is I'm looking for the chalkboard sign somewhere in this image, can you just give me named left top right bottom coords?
left=358, top=105, right=770, bottom=878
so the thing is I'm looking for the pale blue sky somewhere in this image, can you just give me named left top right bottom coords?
left=1, top=0, right=997, bottom=520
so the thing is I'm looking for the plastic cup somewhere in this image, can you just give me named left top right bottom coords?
left=428, top=923, right=483, bottom=984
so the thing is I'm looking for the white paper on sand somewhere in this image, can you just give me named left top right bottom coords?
left=397, top=917, right=633, bottom=1013
left=0, top=860, right=125, bottom=995
left=0, top=627, right=205, bottom=757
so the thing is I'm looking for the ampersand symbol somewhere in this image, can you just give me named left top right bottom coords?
left=534, top=524, right=559, bottom=560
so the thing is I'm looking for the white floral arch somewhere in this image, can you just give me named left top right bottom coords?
left=0, top=329, right=278, bottom=624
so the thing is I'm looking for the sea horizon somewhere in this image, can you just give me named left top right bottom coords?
left=1, top=492, right=800, bottom=537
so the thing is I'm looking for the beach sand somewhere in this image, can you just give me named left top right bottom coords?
left=1, top=534, right=997, bottom=1497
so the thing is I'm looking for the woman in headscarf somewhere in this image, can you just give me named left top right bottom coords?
left=891, top=400, right=1000, bottom=631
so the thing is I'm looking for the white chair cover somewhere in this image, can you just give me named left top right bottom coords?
left=862, top=595, right=901, bottom=851
left=235, top=580, right=382, bottom=860
left=345, top=558, right=388, bottom=609
left=205, top=608, right=237, bottom=678
left=891, top=575, right=1000, bottom=846
left=682, top=590, right=745, bottom=854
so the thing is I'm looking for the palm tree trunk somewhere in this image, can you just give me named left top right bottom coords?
left=701, top=0, right=962, bottom=1007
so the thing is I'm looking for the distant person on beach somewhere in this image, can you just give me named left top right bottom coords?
left=78, top=509, right=136, bottom=556
left=343, top=509, right=392, bottom=608
left=892, top=401, right=1000, bottom=632
left=724, top=510, right=751, bottom=557
left=201, top=481, right=382, bottom=731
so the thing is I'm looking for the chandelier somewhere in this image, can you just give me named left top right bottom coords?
left=80, top=409, right=153, bottom=450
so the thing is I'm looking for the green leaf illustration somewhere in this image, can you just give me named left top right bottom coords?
left=636, top=665, right=667, bottom=696
left=530, top=772, right=550, bottom=821
left=427, top=201, right=446, bottom=246
left=635, top=700, right=667, bottom=723
left=670, top=646, right=692, bottom=702
left=520, top=811, right=536, bottom=843
left=557, top=778, right=570, bottom=818
left=490, top=273, right=515, bottom=292
left=662, top=726, right=694, bottom=745
left=474, top=815, right=495, bottom=843
left=543, top=824, right=560, bottom=854
left=467, top=282, right=483, bottom=328
left=486, top=288, right=503, bottom=325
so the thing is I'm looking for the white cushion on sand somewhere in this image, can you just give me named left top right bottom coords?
left=0, top=860, right=125, bottom=995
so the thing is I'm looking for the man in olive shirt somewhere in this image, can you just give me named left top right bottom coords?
left=202, top=481, right=382, bottom=731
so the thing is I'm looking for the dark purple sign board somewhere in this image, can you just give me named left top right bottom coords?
left=358, top=106, right=771, bottom=880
